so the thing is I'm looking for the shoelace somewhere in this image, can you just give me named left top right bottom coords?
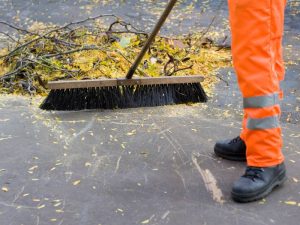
left=229, top=136, right=242, bottom=144
left=242, top=167, right=264, bottom=181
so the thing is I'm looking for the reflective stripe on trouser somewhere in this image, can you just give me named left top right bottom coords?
left=228, top=0, right=286, bottom=167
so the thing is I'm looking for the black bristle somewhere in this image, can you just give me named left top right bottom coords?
left=40, top=82, right=208, bottom=111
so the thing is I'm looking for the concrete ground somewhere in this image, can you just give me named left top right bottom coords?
left=1, top=59, right=300, bottom=224
left=0, top=1, right=300, bottom=225
left=1, top=92, right=300, bottom=225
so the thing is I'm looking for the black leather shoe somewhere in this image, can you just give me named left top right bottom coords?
left=214, top=136, right=246, bottom=161
left=231, top=162, right=287, bottom=203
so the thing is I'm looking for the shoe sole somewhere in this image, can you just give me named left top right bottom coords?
left=214, top=146, right=246, bottom=162
left=231, top=171, right=287, bottom=203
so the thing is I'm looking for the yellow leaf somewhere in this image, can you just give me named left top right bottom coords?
left=54, top=202, right=61, bottom=207
left=284, top=201, right=297, bottom=205
left=258, top=198, right=266, bottom=204
left=127, top=130, right=136, bottom=136
left=28, top=165, right=38, bottom=171
left=73, top=180, right=81, bottom=186
left=38, top=204, right=46, bottom=209
left=141, top=219, right=150, bottom=224
left=85, top=162, right=92, bottom=167
left=1, top=186, right=8, bottom=192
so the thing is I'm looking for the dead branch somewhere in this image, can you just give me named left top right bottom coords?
left=213, top=73, right=229, bottom=86
left=42, top=45, right=108, bottom=58
left=0, top=12, right=232, bottom=95
left=0, top=21, right=35, bottom=35
left=0, top=62, right=31, bottom=81
left=0, top=14, right=120, bottom=59
left=107, top=20, right=148, bottom=36
left=0, top=31, right=19, bottom=43
left=167, top=65, right=193, bottom=77
left=163, top=53, right=193, bottom=76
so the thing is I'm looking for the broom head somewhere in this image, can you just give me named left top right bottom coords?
left=40, top=75, right=207, bottom=111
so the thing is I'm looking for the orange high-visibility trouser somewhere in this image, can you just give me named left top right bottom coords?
left=228, top=0, right=286, bottom=167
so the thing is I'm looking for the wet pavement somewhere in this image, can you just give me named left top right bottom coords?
left=0, top=0, right=300, bottom=225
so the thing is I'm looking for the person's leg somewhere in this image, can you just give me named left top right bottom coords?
left=229, top=0, right=285, bottom=167
left=239, top=0, right=286, bottom=145
left=227, top=0, right=287, bottom=202
left=272, top=0, right=286, bottom=99
left=217, top=0, right=287, bottom=163
left=214, top=0, right=286, bottom=162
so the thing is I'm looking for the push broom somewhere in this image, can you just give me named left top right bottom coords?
left=40, top=0, right=207, bottom=111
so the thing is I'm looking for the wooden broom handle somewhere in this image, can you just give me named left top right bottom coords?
left=126, top=0, right=178, bottom=79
